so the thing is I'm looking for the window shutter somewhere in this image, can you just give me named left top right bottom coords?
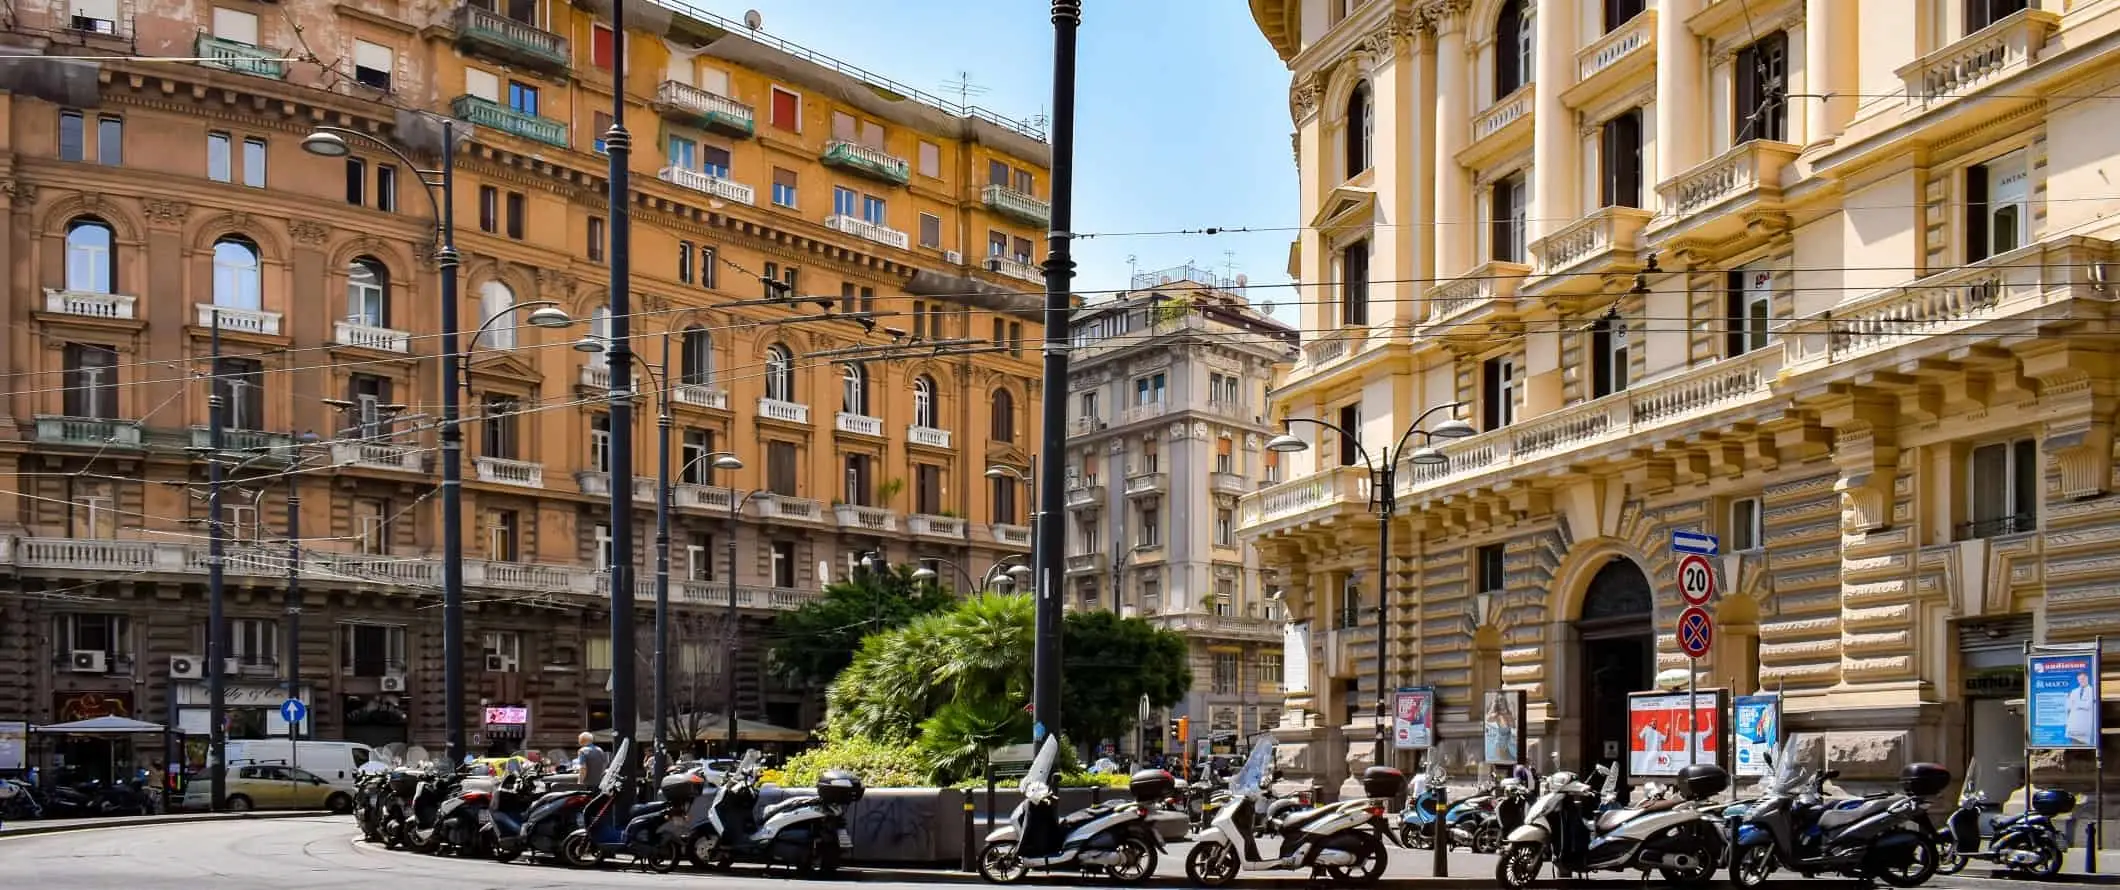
left=699, top=67, right=730, bottom=96
left=1591, top=323, right=1613, bottom=399
left=1621, top=112, right=1643, bottom=207
left=1482, top=358, right=1502, bottom=430
left=770, top=90, right=798, bottom=130
left=213, top=8, right=259, bottom=44
left=354, top=40, right=393, bottom=74
left=1965, top=164, right=1990, bottom=262
left=1600, top=119, right=1617, bottom=207
left=465, top=69, right=500, bottom=102
left=1725, top=270, right=1746, bottom=357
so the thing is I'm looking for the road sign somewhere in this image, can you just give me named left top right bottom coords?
left=279, top=699, right=306, bottom=725
left=1678, top=607, right=1714, bottom=659
left=1672, top=531, right=1719, bottom=556
left=1676, top=553, right=1717, bottom=606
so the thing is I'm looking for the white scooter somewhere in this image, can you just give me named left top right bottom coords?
left=1184, top=733, right=1401, bottom=886
left=976, top=736, right=1170, bottom=884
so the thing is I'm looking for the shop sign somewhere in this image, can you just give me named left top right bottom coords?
left=53, top=690, right=133, bottom=721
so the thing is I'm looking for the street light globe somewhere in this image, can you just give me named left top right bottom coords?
left=983, top=466, right=1014, bottom=479
left=1265, top=433, right=1309, bottom=453
left=911, top=566, right=938, bottom=582
left=526, top=305, right=575, bottom=328
left=1409, top=446, right=1448, bottom=466
left=572, top=335, right=606, bottom=353
left=1006, top=564, right=1034, bottom=584
left=1429, top=417, right=1476, bottom=439
left=711, top=455, right=744, bottom=471
left=300, top=131, right=351, bottom=157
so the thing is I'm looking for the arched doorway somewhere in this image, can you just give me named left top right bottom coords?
left=1576, top=558, right=1655, bottom=778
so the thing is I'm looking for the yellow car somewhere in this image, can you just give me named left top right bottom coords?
left=184, top=763, right=352, bottom=812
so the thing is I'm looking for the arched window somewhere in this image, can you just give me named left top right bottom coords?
left=1345, top=81, right=1372, bottom=176
left=347, top=258, right=387, bottom=327
left=841, top=363, right=868, bottom=416
left=1495, top=0, right=1532, bottom=98
left=991, top=388, right=1016, bottom=442
left=65, top=218, right=115, bottom=294
left=680, top=326, right=713, bottom=386
left=912, top=374, right=937, bottom=429
left=211, top=236, right=261, bottom=309
left=765, top=344, right=795, bottom=402
left=478, top=281, right=516, bottom=349
left=587, top=306, right=612, bottom=366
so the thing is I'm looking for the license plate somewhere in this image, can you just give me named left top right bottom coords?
left=837, top=828, right=853, bottom=849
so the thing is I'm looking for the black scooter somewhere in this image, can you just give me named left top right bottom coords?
left=1727, top=743, right=1946, bottom=888
left=1939, top=766, right=2073, bottom=878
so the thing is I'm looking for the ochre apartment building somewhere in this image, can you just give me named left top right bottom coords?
left=1243, top=0, right=2120, bottom=809
left=0, top=0, right=1047, bottom=762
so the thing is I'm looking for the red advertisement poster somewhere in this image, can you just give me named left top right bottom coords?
left=1627, top=692, right=1719, bottom=777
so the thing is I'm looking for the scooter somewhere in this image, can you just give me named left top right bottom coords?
left=563, top=745, right=698, bottom=873
left=978, top=735, right=1168, bottom=884
left=1495, top=762, right=1728, bottom=889
left=1939, top=763, right=2071, bottom=878
left=514, top=767, right=600, bottom=863
left=1726, top=740, right=1947, bottom=888
left=1184, top=733, right=1400, bottom=887
left=478, top=764, right=544, bottom=863
left=1258, top=776, right=1316, bottom=837
left=692, top=749, right=862, bottom=875
left=400, top=766, right=465, bottom=854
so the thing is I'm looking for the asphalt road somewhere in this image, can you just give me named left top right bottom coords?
left=0, top=814, right=2097, bottom=889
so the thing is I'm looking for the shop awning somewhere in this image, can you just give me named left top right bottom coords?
left=34, top=716, right=168, bottom=735
left=592, top=713, right=809, bottom=744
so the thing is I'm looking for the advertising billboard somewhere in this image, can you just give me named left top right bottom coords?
left=1481, top=689, right=1525, bottom=765
left=1732, top=694, right=1781, bottom=777
left=2028, top=651, right=2102, bottom=750
left=1393, top=687, right=1434, bottom=750
left=1626, top=690, right=1725, bottom=777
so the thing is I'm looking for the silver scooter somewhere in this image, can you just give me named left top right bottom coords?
left=1185, top=733, right=1400, bottom=886
left=977, top=736, right=1169, bottom=884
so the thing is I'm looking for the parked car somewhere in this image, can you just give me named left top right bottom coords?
left=182, top=763, right=352, bottom=812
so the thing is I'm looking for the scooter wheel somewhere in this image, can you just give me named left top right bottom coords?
left=558, top=830, right=598, bottom=869
left=1322, top=831, right=1384, bottom=885
left=1934, top=832, right=1967, bottom=876
left=1731, top=843, right=1777, bottom=888
left=1472, top=822, right=1503, bottom=855
left=646, top=837, right=683, bottom=874
left=1496, top=842, right=1544, bottom=890
left=1185, top=842, right=1240, bottom=887
left=381, top=819, right=404, bottom=850
left=976, top=840, right=1028, bottom=884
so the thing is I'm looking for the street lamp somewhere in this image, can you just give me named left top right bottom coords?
left=703, top=455, right=768, bottom=755
left=914, top=558, right=1032, bottom=592
left=1264, top=403, right=1472, bottom=768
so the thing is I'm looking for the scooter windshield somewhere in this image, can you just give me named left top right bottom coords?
left=1766, top=738, right=1803, bottom=796
left=600, top=739, right=632, bottom=793
left=1232, top=734, right=1276, bottom=797
left=1021, top=735, right=1060, bottom=793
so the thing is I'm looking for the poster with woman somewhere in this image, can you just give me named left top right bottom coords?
left=1482, top=690, right=1525, bottom=765
left=1732, top=694, right=1780, bottom=777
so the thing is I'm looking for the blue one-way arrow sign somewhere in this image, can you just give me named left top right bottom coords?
left=1672, top=531, right=1719, bottom=556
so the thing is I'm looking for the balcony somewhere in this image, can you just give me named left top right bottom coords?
left=1525, top=206, right=1653, bottom=296
left=328, top=440, right=421, bottom=473
left=824, top=215, right=911, bottom=251
left=195, top=34, right=285, bottom=79
left=1209, top=472, right=1252, bottom=496
left=452, top=4, right=569, bottom=72
left=190, top=427, right=296, bottom=461
left=1563, top=11, right=1655, bottom=109
left=43, top=289, right=136, bottom=320
left=757, top=494, right=824, bottom=523
left=579, top=364, right=611, bottom=390
left=1417, top=261, right=1531, bottom=340
left=674, top=483, right=735, bottom=511
left=1124, top=471, right=1168, bottom=496
left=835, top=504, right=897, bottom=533
left=1461, top=85, right=1534, bottom=169
left=990, top=523, right=1033, bottom=549
left=34, top=416, right=142, bottom=448
left=333, top=320, right=412, bottom=354
left=982, top=184, right=1051, bottom=227
left=575, top=471, right=612, bottom=496
left=1237, top=464, right=1373, bottom=536
left=1160, top=612, right=1285, bottom=643
left=757, top=397, right=810, bottom=425
left=1065, top=553, right=1101, bottom=575
left=1650, top=140, right=1801, bottom=245
left=1897, top=9, right=2060, bottom=113
left=651, top=80, right=755, bottom=137
left=1300, top=325, right=1369, bottom=368
left=1118, top=402, right=1167, bottom=426
left=906, top=514, right=966, bottom=540
left=985, top=255, right=1042, bottom=282
left=1066, top=483, right=1106, bottom=509
left=673, top=384, right=728, bottom=410
left=907, top=425, right=951, bottom=449
left=474, top=456, right=544, bottom=488
left=1068, top=417, right=1106, bottom=435
left=820, top=140, right=911, bottom=185
left=196, top=303, right=281, bottom=336
left=450, top=95, right=567, bottom=149
left=834, top=412, right=884, bottom=437
left=658, top=165, right=755, bottom=206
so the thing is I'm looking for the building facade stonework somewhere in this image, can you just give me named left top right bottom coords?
left=1244, top=0, right=2120, bottom=812
left=0, top=0, right=1047, bottom=761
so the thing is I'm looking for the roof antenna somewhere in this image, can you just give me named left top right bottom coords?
left=941, top=70, right=987, bottom=110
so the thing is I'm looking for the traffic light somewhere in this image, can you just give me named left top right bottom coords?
left=1176, top=716, right=1191, bottom=743
left=1167, top=718, right=1180, bottom=739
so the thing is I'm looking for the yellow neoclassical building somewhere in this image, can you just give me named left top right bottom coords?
left=0, top=0, right=1046, bottom=751
left=1244, top=0, right=2120, bottom=801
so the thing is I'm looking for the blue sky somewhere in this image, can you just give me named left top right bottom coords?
left=703, top=0, right=1300, bottom=319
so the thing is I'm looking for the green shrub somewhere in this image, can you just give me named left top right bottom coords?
left=776, top=733, right=932, bottom=788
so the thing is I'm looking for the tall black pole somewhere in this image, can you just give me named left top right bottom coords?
left=1374, top=467, right=1393, bottom=769
left=206, top=310, right=227, bottom=811
left=604, top=0, right=641, bottom=816
left=723, top=496, right=739, bottom=754
left=436, top=118, right=467, bottom=766
left=652, top=334, right=673, bottom=775
left=285, top=463, right=302, bottom=740
left=1031, top=0, right=1080, bottom=745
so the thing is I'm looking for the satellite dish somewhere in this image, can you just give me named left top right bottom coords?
left=1259, top=301, right=1277, bottom=315
left=743, top=9, right=763, bottom=29
left=1235, top=274, right=1249, bottom=287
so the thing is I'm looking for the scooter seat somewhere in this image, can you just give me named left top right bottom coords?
left=1816, top=798, right=1892, bottom=833
left=1279, top=807, right=1334, bottom=834
left=1061, top=804, right=1121, bottom=827
left=1595, top=809, right=1637, bottom=833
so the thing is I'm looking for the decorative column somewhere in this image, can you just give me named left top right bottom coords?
left=1805, top=0, right=1858, bottom=145
left=1656, top=0, right=1705, bottom=184
left=1530, top=0, right=1579, bottom=243
left=1432, top=6, right=1473, bottom=278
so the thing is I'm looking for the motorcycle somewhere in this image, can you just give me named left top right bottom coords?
left=691, top=749, right=862, bottom=875
left=1938, top=763, right=2071, bottom=878
left=1726, top=740, right=1947, bottom=888
left=1495, top=762, right=1728, bottom=889
left=1184, top=733, right=1400, bottom=886
left=564, top=751, right=698, bottom=873
left=351, top=756, right=395, bottom=843
left=400, top=765, right=465, bottom=854
left=977, top=735, right=1168, bottom=884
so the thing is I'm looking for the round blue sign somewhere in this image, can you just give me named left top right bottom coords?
left=280, top=698, right=307, bottom=724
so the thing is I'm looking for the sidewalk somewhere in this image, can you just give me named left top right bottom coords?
left=0, top=809, right=328, bottom=838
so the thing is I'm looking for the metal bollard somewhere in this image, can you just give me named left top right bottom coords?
left=961, top=792, right=977, bottom=873
left=1432, top=785, right=1449, bottom=877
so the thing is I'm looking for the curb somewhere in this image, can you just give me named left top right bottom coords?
left=842, top=868, right=1860, bottom=888
left=0, top=810, right=330, bottom=839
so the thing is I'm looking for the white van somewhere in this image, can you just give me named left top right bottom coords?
left=223, top=740, right=377, bottom=788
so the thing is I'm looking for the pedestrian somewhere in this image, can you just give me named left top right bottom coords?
left=575, top=732, right=609, bottom=789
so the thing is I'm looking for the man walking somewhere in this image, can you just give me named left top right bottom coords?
left=575, top=732, right=610, bottom=789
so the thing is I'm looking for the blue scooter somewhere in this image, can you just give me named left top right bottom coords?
left=560, top=741, right=700, bottom=873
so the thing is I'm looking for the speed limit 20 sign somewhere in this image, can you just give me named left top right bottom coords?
left=1676, top=553, right=1716, bottom=606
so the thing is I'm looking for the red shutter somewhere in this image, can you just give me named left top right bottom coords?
left=591, top=26, right=613, bottom=69
left=771, top=90, right=798, bottom=131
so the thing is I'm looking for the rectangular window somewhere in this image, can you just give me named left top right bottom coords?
left=354, top=39, right=393, bottom=89
left=1337, top=402, right=1362, bottom=467
left=228, top=618, right=279, bottom=666
left=915, top=464, right=943, bottom=515
left=464, top=67, right=500, bottom=102
left=488, top=509, right=519, bottom=561
left=1600, top=109, right=1644, bottom=209
left=212, top=6, right=257, bottom=43
left=69, top=0, right=119, bottom=33
left=680, top=428, right=712, bottom=484
left=1015, top=169, right=1034, bottom=194
left=919, top=213, right=942, bottom=248
left=992, top=476, right=1019, bottom=524
left=1726, top=264, right=1774, bottom=357
left=375, top=164, right=397, bottom=211
left=591, top=111, right=611, bottom=154
left=918, top=140, right=941, bottom=178
left=1730, top=497, right=1763, bottom=552
left=63, top=343, right=119, bottom=419
left=833, top=186, right=857, bottom=217
left=1495, top=0, right=1530, bottom=96
left=507, top=81, right=539, bottom=115
left=1476, top=543, right=1506, bottom=593
left=589, top=413, right=612, bottom=473
left=1967, top=150, right=2029, bottom=263
left=1215, top=508, right=1235, bottom=546
left=988, top=230, right=1008, bottom=258
left=339, top=623, right=406, bottom=677
left=207, top=131, right=231, bottom=182
left=214, top=357, right=266, bottom=430
left=686, top=534, right=713, bottom=581
left=1592, top=314, right=1630, bottom=398
left=1339, top=240, right=1370, bottom=326
left=702, top=145, right=731, bottom=179
left=1602, top=0, right=1645, bottom=31
left=1136, top=503, right=1160, bottom=547
left=1013, top=237, right=1033, bottom=263
left=1734, top=31, right=1789, bottom=143
left=482, top=631, right=520, bottom=673
left=700, top=246, right=718, bottom=289
left=1216, top=437, right=1235, bottom=474
left=1966, top=0, right=2028, bottom=33
left=677, top=240, right=694, bottom=283
left=1965, top=438, right=2038, bottom=539
left=593, top=522, right=613, bottom=571
left=96, top=116, right=121, bottom=165
left=771, top=541, right=796, bottom=586
left=481, top=395, right=520, bottom=459
left=505, top=191, right=525, bottom=239
left=1482, top=356, right=1517, bottom=430
left=588, top=216, right=605, bottom=262
left=1213, top=653, right=1238, bottom=695
left=771, top=167, right=798, bottom=208
left=1491, top=174, right=1527, bottom=263
left=767, top=263, right=784, bottom=299
left=478, top=185, right=498, bottom=233
left=242, top=137, right=266, bottom=188
left=988, top=160, right=1009, bottom=187
left=1261, top=654, right=1284, bottom=687
left=843, top=453, right=874, bottom=505
left=355, top=498, right=388, bottom=554
left=344, top=157, right=366, bottom=206
left=769, top=87, right=800, bottom=132
left=59, top=110, right=85, bottom=161
left=861, top=194, right=886, bottom=225
left=831, top=110, right=857, bottom=142
left=667, top=134, right=695, bottom=170
left=591, top=23, right=616, bottom=69
left=767, top=440, right=798, bottom=496
left=1133, top=372, right=1167, bottom=407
